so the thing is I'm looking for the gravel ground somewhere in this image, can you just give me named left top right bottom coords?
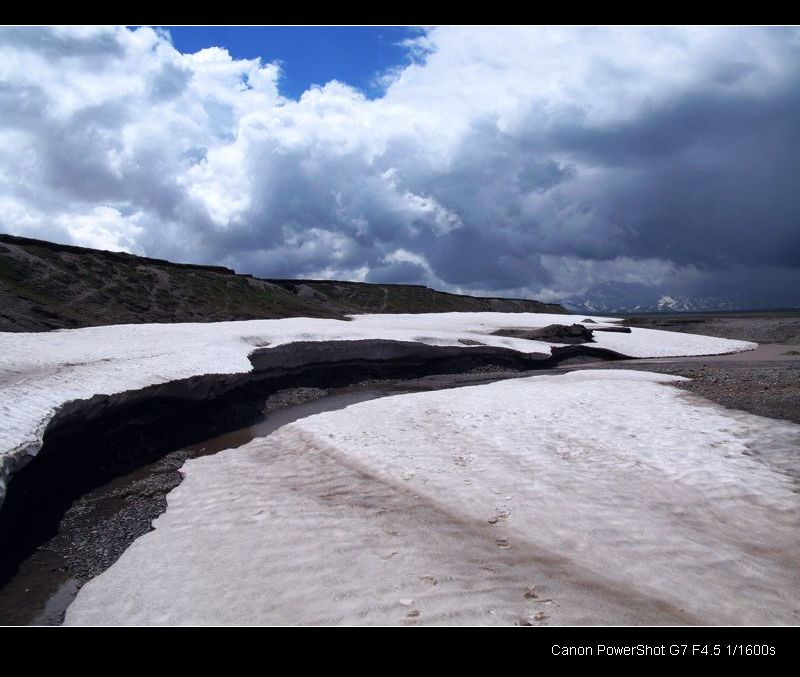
left=612, top=311, right=800, bottom=425
left=570, top=359, right=800, bottom=425
left=672, top=361, right=800, bottom=424
left=622, top=311, right=800, bottom=344
left=49, top=449, right=193, bottom=584
left=0, top=447, right=192, bottom=625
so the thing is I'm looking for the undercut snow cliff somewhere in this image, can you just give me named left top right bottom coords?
left=0, top=312, right=755, bottom=508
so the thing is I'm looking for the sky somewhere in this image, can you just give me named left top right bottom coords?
left=165, top=26, right=421, bottom=99
left=0, top=25, right=799, bottom=309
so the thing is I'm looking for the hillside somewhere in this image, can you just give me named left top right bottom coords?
left=0, top=234, right=565, bottom=332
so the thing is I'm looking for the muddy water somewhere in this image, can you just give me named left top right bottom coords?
left=185, top=387, right=412, bottom=457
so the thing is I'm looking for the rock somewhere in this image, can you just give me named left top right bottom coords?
left=592, top=326, right=632, bottom=333
left=492, top=324, right=594, bottom=344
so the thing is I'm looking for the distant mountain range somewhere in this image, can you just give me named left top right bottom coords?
left=563, top=281, right=799, bottom=315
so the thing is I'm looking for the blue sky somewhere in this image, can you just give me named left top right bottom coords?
left=163, top=26, right=421, bottom=99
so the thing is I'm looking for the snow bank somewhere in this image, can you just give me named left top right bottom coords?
left=0, top=312, right=754, bottom=502
left=65, top=370, right=799, bottom=626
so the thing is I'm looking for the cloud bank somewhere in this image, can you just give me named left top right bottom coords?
left=1, top=25, right=799, bottom=306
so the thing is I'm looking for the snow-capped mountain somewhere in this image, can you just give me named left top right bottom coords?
left=653, top=294, right=737, bottom=313
left=562, top=281, right=784, bottom=314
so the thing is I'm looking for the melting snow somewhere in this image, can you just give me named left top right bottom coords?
left=0, top=313, right=755, bottom=502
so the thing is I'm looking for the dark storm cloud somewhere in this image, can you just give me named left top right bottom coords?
left=549, top=83, right=800, bottom=269
left=403, top=71, right=800, bottom=280
left=366, top=259, right=430, bottom=285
